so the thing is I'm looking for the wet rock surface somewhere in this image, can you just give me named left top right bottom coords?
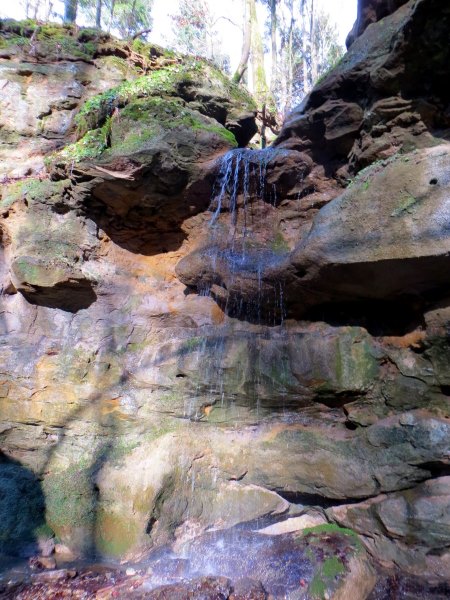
left=0, top=526, right=374, bottom=599
left=1, top=2, right=450, bottom=597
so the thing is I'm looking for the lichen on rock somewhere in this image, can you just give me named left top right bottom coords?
left=1, top=2, right=450, bottom=595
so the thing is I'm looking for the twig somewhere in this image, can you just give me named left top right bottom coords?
left=131, top=28, right=152, bottom=40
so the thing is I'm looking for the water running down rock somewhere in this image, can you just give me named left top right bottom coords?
left=1, top=0, right=450, bottom=598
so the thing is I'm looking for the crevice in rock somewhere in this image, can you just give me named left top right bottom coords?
left=300, top=299, right=426, bottom=336
left=20, top=279, right=97, bottom=313
left=415, top=462, right=450, bottom=479
left=314, top=391, right=363, bottom=409
left=273, top=490, right=373, bottom=509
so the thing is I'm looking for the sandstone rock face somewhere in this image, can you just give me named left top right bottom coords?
left=1, top=8, right=450, bottom=594
left=328, top=477, right=450, bottom=577
left=276, top=0, right=450, bottom=175
left=287, top=144, right=450, bottom=312
left=346, top=0, right=409, bottom=47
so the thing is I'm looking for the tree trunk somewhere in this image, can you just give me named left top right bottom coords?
left=300, top=0, right=309, bottom=94
left=287, top=13, right=294, bottom=113
left=64, top=0, right=78, bottom=23
left=33, top=0, right=41, bottom=19
left=250, top=0, right=268, bottom=107
left=270, top=0, right=277, bottom=95
left=96, top=0, right=102, bottom=28
left=108, top=0, right=116, bottom=32
left=309, top=0, right=317, bottom=88
left=46, top=1, right=54, bottom=20
left=232, top=0, right=252, bottom=84
left=127, top=0, right=138, bottom=37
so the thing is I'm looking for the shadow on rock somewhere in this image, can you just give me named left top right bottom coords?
left=0, top=452, right=47, bottom=558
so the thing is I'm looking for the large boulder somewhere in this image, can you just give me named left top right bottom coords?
left=346, top=0, right=409, bottom=47
left=328, top=477, right=450, bottom=577
left=276, top=0, right=450, bottom=174
left=1, top=178, right=99, bottom=311
left=288, top=145, right=450, bottom=312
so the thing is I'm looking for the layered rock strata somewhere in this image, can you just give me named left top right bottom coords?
left=0, top=1, right=450, bottom=595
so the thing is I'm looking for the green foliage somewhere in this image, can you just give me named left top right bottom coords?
left=170, top=0, right=230, bottom=72
left=299, top=523, right=362, bottom=599
left=312, top=10, right=345, bottom=82
left=109, top=0, right=154, bottom=39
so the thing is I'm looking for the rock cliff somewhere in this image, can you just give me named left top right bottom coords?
left=1, top=1, right=450, bottom=597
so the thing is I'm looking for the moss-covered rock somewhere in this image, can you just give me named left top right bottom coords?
left=2, top=184, right=99, bottom=310
left=289, top=327, right=379, bottom=399
left=0, top=19, right=108, bottom=61
left=69, top=59, right=255, bottom=142
left=58, top=96, right=238, bottom=166
left=327, top=476, right=450, bottom=576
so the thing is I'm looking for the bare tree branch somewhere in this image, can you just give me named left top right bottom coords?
left=132, top=27, right=152, bottom=40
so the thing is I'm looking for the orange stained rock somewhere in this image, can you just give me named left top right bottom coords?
left=382, top=330, right=426, bottom=349
left=211, top=303, right=226, bottom=325
left=100, top=396, right=130, bottom=420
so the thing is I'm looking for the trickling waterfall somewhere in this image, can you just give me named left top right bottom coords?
left=210, top=148, right=284, bottom=230
left=199, top=147, right=291, bottom=323
left=181, top=147, right=294, bottom=421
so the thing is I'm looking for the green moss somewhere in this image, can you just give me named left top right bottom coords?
left=0, top=34, right=28, bottom=49
left=44, top=49, right=246, bottom=167
left=107, top=438, right=141, bottom=463
left=267, top=357, right=296, bottom=389
left=131, top=38, right=146, bottom=54
left=309, top=556, right=346, bottom=599
left=73, top=58, right=254, bottom=139
left=198, top=123, right=237, bottom=146
left=390, top=192, right=419, bottom=217
left=54, top=122, right=111, bottom=163
left=1, top=178, right=69, bottom=211
left=270, top=231, right=290, bottom=253
left=348, top=153, right=403, bottom=188
left=95, top=509, right=141, bottom=556
left=73, top=65, right=186, bottom=136
left=33, top=522, right=55, bottom=539
left=182, top=336, right=204, bottom=351
left=315, top=54, right=345, bottom=87
left=43, top=457, right=96, bottom=530
left=301, top=523, right=361, bottom=542
left=212, top=63, right=256, bottom=109
left=99, top=54, right=140, bottom=78
left=0, top=19, right=101, bottom=60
